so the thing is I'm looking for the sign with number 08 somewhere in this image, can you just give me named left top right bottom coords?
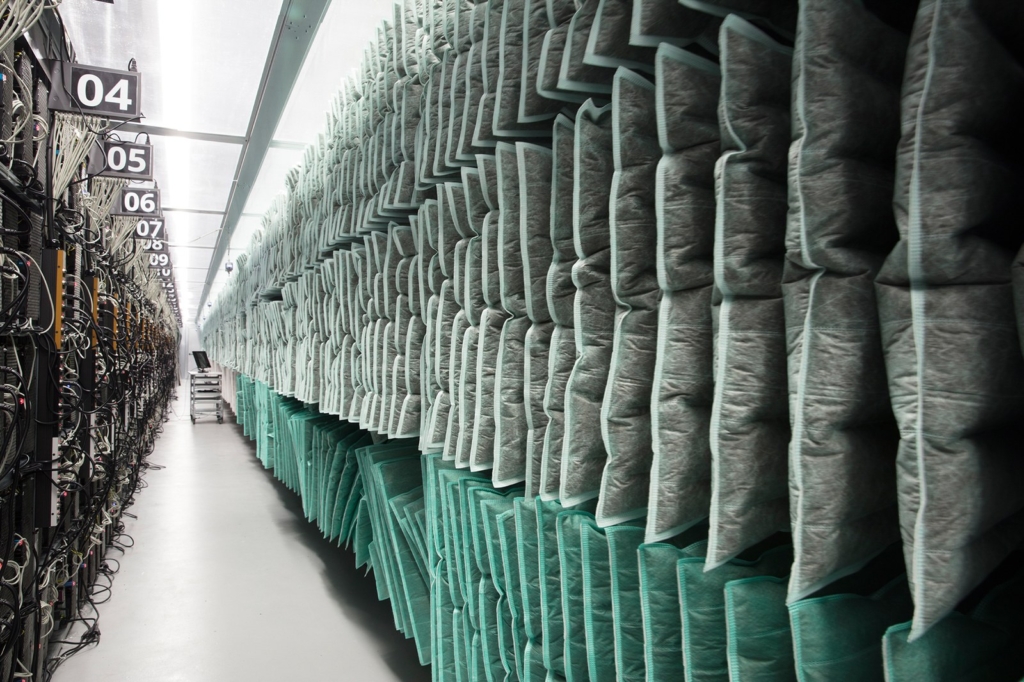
left=113, top=188, right=160, bottom=217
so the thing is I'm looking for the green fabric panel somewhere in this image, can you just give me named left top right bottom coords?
left=482, top=497, right=521, bottom=682
left=882, top=565, right=1024, bottom=682
left=638, top=540, right=708, bottom=682
left=679, top=545, right=793, bottom=681
left=454, top=607, right=469, bottom=682
left=555, top=510, right=592, bottom=682
left=580, top=518, right=616, bottom=682
left=607, top=526, right=647, bottom=682
left=722, top=577, right=794, bottom=682
left=426, top=454, right=458, bottom=564
left=435, top=568, right=458, bottom=682
left=536, top=499, right=566, bottom=676
left=394, top=491, right=431, bottom=585
left=370, top=540, right=390, bottom=602
left=499, top=508, right=527, bottom=682
left=515, top=496, right=543, bottom=643
left=789, top=576, right=913, bottom=682
left=479, top=579, right=505, bottom=682
left=339, top=472, right=365, bottom=547
left=354, top=496, right=373, bottom=569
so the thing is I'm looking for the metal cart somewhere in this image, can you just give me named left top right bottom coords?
left=190, top=370, right=223, bottom=424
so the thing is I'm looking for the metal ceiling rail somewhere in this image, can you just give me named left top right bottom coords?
left=194, top=0, right=332, bottom=324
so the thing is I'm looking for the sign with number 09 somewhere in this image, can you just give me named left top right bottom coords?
left=113, top=188, right=160, bottom=217
left=148, top=253, right=171, bottom=268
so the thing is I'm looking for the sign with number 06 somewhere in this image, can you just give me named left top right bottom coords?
left=113, top=188, right=160, bottom=217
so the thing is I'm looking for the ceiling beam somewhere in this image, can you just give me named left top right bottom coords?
left=195, top=0, right=331, bottom=322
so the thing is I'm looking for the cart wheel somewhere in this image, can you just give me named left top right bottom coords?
left=191, top=416, right=196, bottom=424
left=217, top=417, right=223, bottom=424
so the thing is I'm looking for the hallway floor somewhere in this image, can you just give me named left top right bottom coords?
left=53, top=392, right=430, bottom=682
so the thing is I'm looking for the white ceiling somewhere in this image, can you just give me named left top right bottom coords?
left=58, top=0, right=395, bottom=323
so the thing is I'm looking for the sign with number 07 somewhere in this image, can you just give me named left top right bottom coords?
left=134, top=218, right=165, bottom=240
left=49, top=64, right=142, bottom=119
left=113, top=188, right=160, bottom=217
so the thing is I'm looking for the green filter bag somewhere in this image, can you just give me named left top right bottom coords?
left=537, top=499, right=568, bottom=676
left=482, top=497, right=522, bottom=682
left=607, top=526, right=648, bottom=682
left=354, top=496, right=373, bottom=570
left=498, top=509, right=529, bottom=682
left=679, top=544, right=793, bottom=682
left=883, top=560, right=1024, bottom=682
left=394, top=491, right=430, bottom=585
left=515, top=497, right=548, bottom=682
left=789, top=576, right=913, bottom=681
left=374, top=459, right=431, bottom=655
left=338, top=472, right=365, bottom=548
left=638, top=535, right=708, bottom=682
left=459, top=477, right=498, bottom=629
left=435, top=568, right=459, bottom=682
left=454, top=607, right=470, bottom=682
left=579, top=519, right=616, bottom=682
left=723, top=577, right=795, bottom=682
left=556, top=510, right=596, bottom=682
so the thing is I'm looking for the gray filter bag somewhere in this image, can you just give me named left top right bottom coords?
left=875, top=0, right=1024, bottom=640
left=598, top=68, right=659, bottom=527
left=541, top=114, right=578, bottom=500
left=706, top=16, right=791, bottom=569
left=558, top=0, right=617, bottom=95
left=520, top=0, right=564, bottom=122
left=679, top=0, right=797, bottom=37
left=784, top=0, right=910, bottom=603
left=537, top=0, right=591, bottom=104
left=630, top=0, right=721, bottom=49
left=647, top=44, right=720, bottom=543
left=560, top=100, right=615, bottom=507
left=494, top=143, right=531, bottom=487
left=495, top=0, right=554, bottom=136
left=518, top=142, right=555, bottom=497
left=584, top=0, right=657, bottom=73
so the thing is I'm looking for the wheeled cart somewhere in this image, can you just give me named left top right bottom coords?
left=190, top=370, right=223, bottom=424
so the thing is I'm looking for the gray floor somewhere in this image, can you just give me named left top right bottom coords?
left=54, top=393, right=430, bottom=682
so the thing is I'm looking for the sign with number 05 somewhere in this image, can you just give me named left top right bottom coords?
left=113, top=188, right=160, bottom=217
left=49, top=64, right=142, bottom=119
left=100, top=140, right=153, bottom=180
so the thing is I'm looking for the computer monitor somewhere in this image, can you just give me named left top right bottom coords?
left=193, top=351, right=211, bottom=370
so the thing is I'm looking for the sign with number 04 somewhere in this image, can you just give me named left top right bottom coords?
left=49, top=63, right=142, bottom=119
left=113, top=188, right=160, bottom=217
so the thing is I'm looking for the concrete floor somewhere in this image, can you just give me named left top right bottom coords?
left=54, top=393, right=431, bottom=682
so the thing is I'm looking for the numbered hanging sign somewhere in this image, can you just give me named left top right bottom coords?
left=49, top=63, right=142, bottom=119
left=154, top=267, right=174, bottom=280
left=144, top=238, right=167, bottom=254
left=133, top=218, right=165, bottom=240
left=113, top=188, right=161, bottom=217
left=148, top=252, right=171, bottom=269
left=98, top=140, right=153, bottom=180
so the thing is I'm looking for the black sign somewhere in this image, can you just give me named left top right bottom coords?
left=49, top=63, right=143, bottom=119
left=153, top=266, right=174, bottom=280
left=96, top=140, right=153, bottom=180
left=133, top=218, right=165, bottom=240
left=147, top=252, right=172, bottom=269
left=113, top=188, right=160, bottom=217
left=144, top=238, right=167, bottom=254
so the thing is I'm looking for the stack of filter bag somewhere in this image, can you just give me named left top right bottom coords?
left=202, top=0, right=1024, bottom=679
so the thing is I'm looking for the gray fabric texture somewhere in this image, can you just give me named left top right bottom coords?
left=584, top=0, right=657, bottom=73
left=784, top=0, right=907, bottom=603
left=559, top=0, right=617, bottom=94
left=560, top=100, right=616, bottom=507
left=597, top=68, right=660, bottom=527
left=541, top=114, right=578, bottom=500
left=706, top=16, right=792, bottom=568
left=646, top=44, right=720, bottom=543
left=876, top=0, right=1024, bottom=641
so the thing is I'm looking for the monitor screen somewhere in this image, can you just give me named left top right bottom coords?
left=193, top=351, right=211, bottom=370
